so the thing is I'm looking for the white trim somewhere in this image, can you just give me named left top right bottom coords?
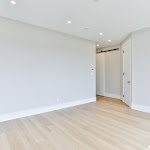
left=105, top=93, right=121, bottom=99
left=96, top=92, right=105, bottom=97
left=101, top=93, right=105, bottom=97
left=0, top=97, right=96, bottom=123
left=122, top=38, right=132, bottom=107
left=131, top=103, right=150, bottom=113
left=120, top=96, right=123, bottom=101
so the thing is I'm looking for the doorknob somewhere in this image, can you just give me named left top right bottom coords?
left=127, top=81, right=130, bottom=83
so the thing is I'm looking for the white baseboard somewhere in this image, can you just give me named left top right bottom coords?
left=96, top=92, right=105, bottom=97
left=131, top=103, right=150, bottom=113
left=0, top=97, right=96, bottom=123
left=120, top=96, right=123, bottom=101
left=105, top=93, right=121, bottom=99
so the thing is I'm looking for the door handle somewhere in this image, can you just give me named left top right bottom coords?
left=127, top=81, right=130, bottom=83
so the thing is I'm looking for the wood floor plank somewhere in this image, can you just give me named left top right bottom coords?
left=49, top=108, right=143, bottom=150
left=43, top=112, right=115, bottom=150
left=0, top=134, right=10, bottom=150
left=15, top=119, right=39, bottom=150
left=0, top=96, right=150, bottom=150
left=20, top=117, right=46, bottom=143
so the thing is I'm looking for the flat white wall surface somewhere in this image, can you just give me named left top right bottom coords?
left=105, top=50, right=121, bottom=96
left=132, top=28, right=150, bottom=106
left=0, top=17, right=96, bottom=115
left=96, top=53, right=105, bottom=96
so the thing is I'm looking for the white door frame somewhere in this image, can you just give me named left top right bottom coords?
left=123, top=39, right=132, bottom=107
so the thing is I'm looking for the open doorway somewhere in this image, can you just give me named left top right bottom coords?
left=96, top=45, right=121, bottom=100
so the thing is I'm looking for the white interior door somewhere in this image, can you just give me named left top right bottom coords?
left=123, top=39, right=132, bottom=107
left=96, top=53, right=105, bottom=96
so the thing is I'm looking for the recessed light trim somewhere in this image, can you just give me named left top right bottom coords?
left=99, top=33, right=103, bottom=35
left=67, top=20, right=72, bottom=24
left=11, top=0, right=16, bottom=5
left=108, top=40, right=111, bottom=42
left=97, top=44, right=100, bottom=47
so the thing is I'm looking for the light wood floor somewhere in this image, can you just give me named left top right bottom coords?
left=0, top=96, right=150, bottom=150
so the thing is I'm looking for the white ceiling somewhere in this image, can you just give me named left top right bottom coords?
left=0, top=0, right=150, bottom=48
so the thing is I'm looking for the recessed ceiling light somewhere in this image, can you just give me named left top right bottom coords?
left=108, top=40, right=111, bottom=42
left=67, top=21, right=71, bottom=24
left=11, top=0, right=16, bottom=5
left=99, top=33, right=103, bottom=35
left=97, top=44, right=100, bottom=47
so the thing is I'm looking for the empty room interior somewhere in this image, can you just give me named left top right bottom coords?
left=0, top=0, right=150, bottom=150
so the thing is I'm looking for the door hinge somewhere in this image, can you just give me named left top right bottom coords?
left=123, top=73, right=125, bottom=76
left=123, top=95, right=125, bottom=98
left=123, top=50, right=125, bottom=54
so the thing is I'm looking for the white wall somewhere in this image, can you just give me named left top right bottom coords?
left=0, top=17, right=96, bottom=116
left=96, top=45, right=121, bottom=99
left=96, top=53, right=105, bottom=96
left=132, top=28, right=150, bottom=107
left=120, top=28, right=150, bottom=113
